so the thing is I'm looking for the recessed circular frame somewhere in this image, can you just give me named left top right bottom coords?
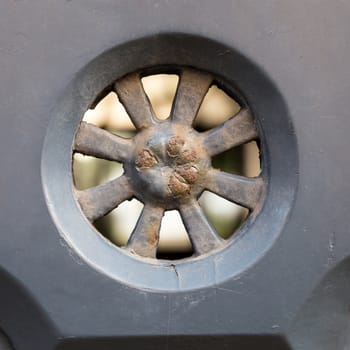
left=42, top=34, right=298, bottom=291
left=74, top=68, right=265, bottom=258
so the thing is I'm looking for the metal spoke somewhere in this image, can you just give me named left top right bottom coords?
left=203, top=108, right=258, bottom=156
left=126, top=205, right=164, bottom=258
left=115, top=73, right=155, bottom=129
left=206, top=170, right=265, bottom=210
left=74, top=122, right=132, bottom=162
left=179, top=200, right=223, bottom=255
left=75, top=175, right=133, bottom=222
left=171, top=69, right=213, bottom=125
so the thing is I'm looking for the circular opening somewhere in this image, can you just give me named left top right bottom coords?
left=72, top=68, right=264, bottom=260
left=42, top=34, right=298, bottom=291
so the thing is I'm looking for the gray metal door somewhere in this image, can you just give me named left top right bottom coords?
left=1, top=1, right=349, bottom=349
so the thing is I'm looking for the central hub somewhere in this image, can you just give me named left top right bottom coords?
left=128, top=124, right=210, bottom=207
left=135, top=135, right=199, bottom=197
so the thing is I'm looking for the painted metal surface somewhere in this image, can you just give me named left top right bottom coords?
left=1, top=1, right=349, bottom=348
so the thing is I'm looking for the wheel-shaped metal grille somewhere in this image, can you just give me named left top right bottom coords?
left=72, top=67, right=266, bottom=259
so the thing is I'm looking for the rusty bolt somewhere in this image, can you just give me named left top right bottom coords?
left=176, top=148, right=197, bottom=165
left=168, top=173, right=190, bottom=197
left=167, top=136, right=185, bottom=157
left=175, top=166, right=199, bottom=184
left=135, top=149, right=157, bottom=169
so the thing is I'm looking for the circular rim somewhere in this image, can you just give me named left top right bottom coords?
left=41, top=33, right=298, bottom=291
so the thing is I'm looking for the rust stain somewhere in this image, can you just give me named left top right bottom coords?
left=148, top=229, right=159, bottom=246
left=167, top=136, right=185, bottom=157
left=168, top=173, right=191, bottom=197
left=176, top=148, right=197, bottom=164
left=135, top=149, right=157, bottom=169
left=176, top=166, right=198, bottom=184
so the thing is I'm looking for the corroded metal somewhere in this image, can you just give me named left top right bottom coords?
left=125, top=122, right=210, bottom=209
left=205, top=170, right=264, bottom=210
left=179, top=200, right=224, bottom=254
left=166, top=136, right=185, bottom=157
left=74, top=122, right=132, bottom=162
left=171, top=69, right=213, bottom=125
left=73, top=68, right=266, bottom=258
left=135, top=149, right=158, bottom=169
left=203, top=108, right=258, bottom=157
left=126, top=205, right=164, bottom=258
left=114, top=72, right=156, bottom=129
left=75, top=175, right=133, bottom=222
